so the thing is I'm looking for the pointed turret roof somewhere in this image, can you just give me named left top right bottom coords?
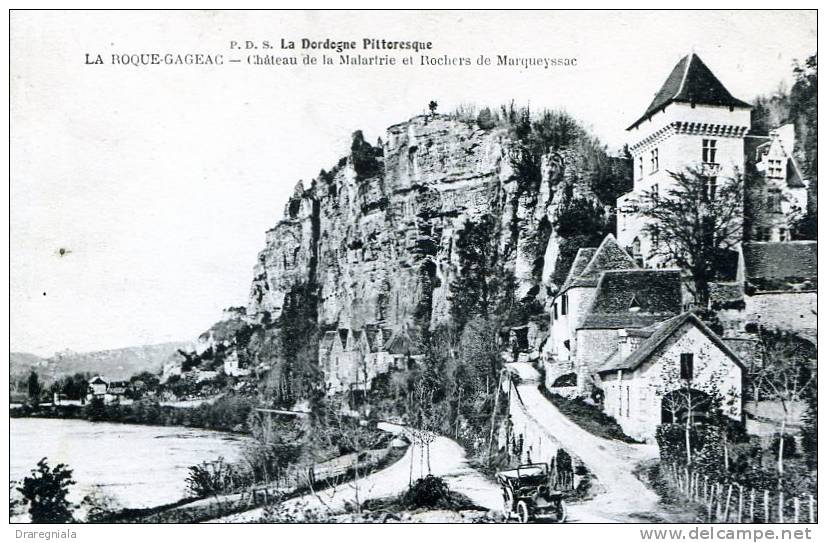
left=628, top=53, right=751, bottom=130
left=558, top=234, right=638, bottom=293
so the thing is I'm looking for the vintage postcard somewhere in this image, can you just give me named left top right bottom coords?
left=7, top=9, right=819, bottom=532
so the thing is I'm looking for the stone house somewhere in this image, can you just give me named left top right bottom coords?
left=617, top=53, right=752, bottom=268
left=542, top=234, right=643, bottom=389
left=86, top=376, right=128, bottom=404
left=596, top=312, right=745, bottom=442
left=320, top=325, right=415, bottom=394
left=744, top=124, right=809, bottom=242
left=574, top=268, right=685, bottom=394
left=223, top=350, right=251, bottom=377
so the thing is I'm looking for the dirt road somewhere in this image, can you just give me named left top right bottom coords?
left=508, top=362, right=662, bottom=522
left=215, top=423, right=502, bottom=522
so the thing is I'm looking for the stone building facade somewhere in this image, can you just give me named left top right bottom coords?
left=617, top=53, right=751, bottom=268
left=596, top=312, right=744, bottom=442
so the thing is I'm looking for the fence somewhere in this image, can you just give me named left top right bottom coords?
left=663, top=463, right=817, bottom=523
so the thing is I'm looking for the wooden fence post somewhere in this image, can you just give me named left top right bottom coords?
left=750, top=488, right=755, bottom=523
left=738, top=485, right=744, bottom=523
left=808, top=494, right=815, bottom=523
left=764, top=490, right=770, bottom=523
left=779, top=491, right=785, bottom=523
left=794, top=497, right=800, bottom=523
left=724, top=484, right=733, bottom=521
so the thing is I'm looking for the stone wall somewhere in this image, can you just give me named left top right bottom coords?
left=744, top=291, right=817, bottom=338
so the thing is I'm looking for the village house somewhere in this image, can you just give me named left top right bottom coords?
left=744, top=124, right=809, bottom=242
left=596, top=312, right=745, bottom=442
left=320, top=324, right=420, bottom=393
left=86, top=376, right=128, bottom=404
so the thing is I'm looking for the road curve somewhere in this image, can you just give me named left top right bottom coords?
left=214, top=423, right=502, bottom=522
left=508, top=362, right=661, bottom=522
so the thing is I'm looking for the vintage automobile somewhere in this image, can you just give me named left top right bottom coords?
left=496, top=463, right=567, bottom=523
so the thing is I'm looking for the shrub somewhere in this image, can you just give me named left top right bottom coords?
left=401, top=475, right=451, bottom=509
left=18, top=458, right=76, bottom=523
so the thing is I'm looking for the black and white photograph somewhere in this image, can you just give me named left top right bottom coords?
left=7, top=9, right=819, bottom=530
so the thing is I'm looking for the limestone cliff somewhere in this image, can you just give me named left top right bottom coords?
left=246, top=113, right=627, bottom=336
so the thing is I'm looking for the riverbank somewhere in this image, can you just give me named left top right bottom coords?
left=10, top=418, right=253, bottom=516
left=10, top=394, right=255, bottom=434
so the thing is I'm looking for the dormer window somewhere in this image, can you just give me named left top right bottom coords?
left=628, top=294, right=641, bottom=312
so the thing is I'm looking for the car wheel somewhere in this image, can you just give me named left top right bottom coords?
left=503, top=487, right=514, bottom=519
left=555, top=501, right=567, bottom=523
left=517, top=501, right=531, bottom=524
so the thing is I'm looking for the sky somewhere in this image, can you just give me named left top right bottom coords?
left=10, top=10, right=816, bottom=356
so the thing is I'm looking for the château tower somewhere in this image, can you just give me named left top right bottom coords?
left=617, top=53, right=752, bottom=267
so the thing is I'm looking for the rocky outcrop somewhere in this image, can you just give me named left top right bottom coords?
left=246, top=114, right=618, bottom=333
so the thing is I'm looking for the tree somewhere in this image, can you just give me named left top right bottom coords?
left=635, top=167, right=744, bottom=309
left=27, top=371, right=43, bottom=407
left=752, top=330, right=816, bottom=476
left=18, top=458, right=76, bottom=523
left=653, top=353, right=735, bottom=465
left=428, top=100, right=438, bottom=114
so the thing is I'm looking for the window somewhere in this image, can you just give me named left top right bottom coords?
left=651, top=183, right=659, bottom=203
left=638, top=156, right=643, bottom=180
left=702, top=139, right=717, bottom=163
left=553, top=303, right=558, bottom=320
left=561, top=294, right=568, bottom=315
left=650, top=148, right=659, bottom=173
left=626, top=387, right=630, bottom=417
left=704, top=176, right=717, bottom=201
left=680, top=353, right=694, bottom=381
left=768, top=159, right=784, bottom=178
left=651, top=226, right=659, bottom=249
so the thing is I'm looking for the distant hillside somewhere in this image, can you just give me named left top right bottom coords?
left=10, top=342, right=191, bottom=382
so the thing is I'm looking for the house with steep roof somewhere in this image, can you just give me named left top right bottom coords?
left=744, top=124, right=809, bottom=242
left=574, top=268, right=684, bottom=393
left=320, top=325, right=417, bottom=394
left=618, top=53, right=752, bottom=268
left=543, top=234, right=639, bottom=388
left=596, top=312, right=744, bottom=442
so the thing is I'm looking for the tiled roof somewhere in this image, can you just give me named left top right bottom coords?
left=384, top=327, right=416, bottom=355
left=559, top=248, right=597, bottom=292
left=320, top=331, right=338, bottom=355
left=744, top=136, right=770, bottom=162
left=628, top=53, right=752, bottom=130
left=563, top=235, right=638, bottom=291
left=742, top=242, right=817, bottom=282
left=786, top=158, right=806, bottom=189
left=580, top=269, right=683, bottom=330
left=598, top=312, right=745, bottom=373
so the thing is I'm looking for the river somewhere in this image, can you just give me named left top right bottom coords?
left=10, top=418, right=252, bottom=515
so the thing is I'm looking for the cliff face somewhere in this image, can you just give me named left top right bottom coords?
left=247, top=114, right=609, bottom=334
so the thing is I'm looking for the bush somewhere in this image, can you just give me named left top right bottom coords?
left=18, top=458, right=76, bottom=523
left=401, top=475, right=451, bottom=509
